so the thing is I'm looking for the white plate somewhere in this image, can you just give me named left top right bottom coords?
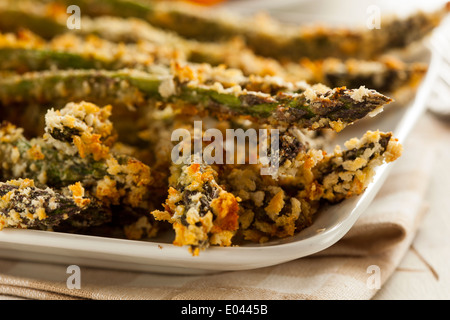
left=0, top=33, right=442, bottom=276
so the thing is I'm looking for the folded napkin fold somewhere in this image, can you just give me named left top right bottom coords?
left=0, top=116, right=438, bottom=300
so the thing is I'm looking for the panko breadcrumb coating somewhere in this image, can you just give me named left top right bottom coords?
left=152, top=160, right=239, bottom=256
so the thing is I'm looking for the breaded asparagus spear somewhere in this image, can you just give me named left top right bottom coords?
left=0, top=0, right=67, bottom=39
left=220, top=163, right=313, bottom=243
left=0, top=30, right=312, bottom=95
left=0, top=30, right=182, bottom=73
left=0, top=102, right=152, bottom=209
left=0, top=29, right=427, bottom=97
left=0, top=178, right=111, bottom=231
left=146, top=122, right=318, bottom=246
left=267, top=130, right=402, bottom=202
left=304, top=130, right=402, bottom=203
left=221, top=130, right=402, bottom=243
left=301, top=57, right=427, bottom=96
left=33, top=0, right=449, bottom=60
left=0, top=31, right=299, bottom=94
left=179, top=38, right=428, bottom=96
left=0, top=121, right=107, bottom=188
left=0, top=68, right=393, bottom=131
left=0, top=101, right=157, bottom=238
left=151, top=161, right=240, bottom=256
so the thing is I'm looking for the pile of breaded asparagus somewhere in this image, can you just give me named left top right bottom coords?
left=0, top=0, right=447, bottom=255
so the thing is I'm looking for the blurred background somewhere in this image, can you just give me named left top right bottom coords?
left=202, top=0, right=448, bottom=24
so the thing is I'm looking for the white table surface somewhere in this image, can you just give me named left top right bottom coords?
left=374, top=113, right=450, bottom=299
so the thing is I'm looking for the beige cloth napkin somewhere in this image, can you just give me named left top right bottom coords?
left=0, top=115, right=439, bottom=300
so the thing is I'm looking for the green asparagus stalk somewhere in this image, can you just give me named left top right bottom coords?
left=34, top=0, right=449, bottom=60
left=0, top=178, right=111, bottom=231
left=0, top=69, right=393, bottom=131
